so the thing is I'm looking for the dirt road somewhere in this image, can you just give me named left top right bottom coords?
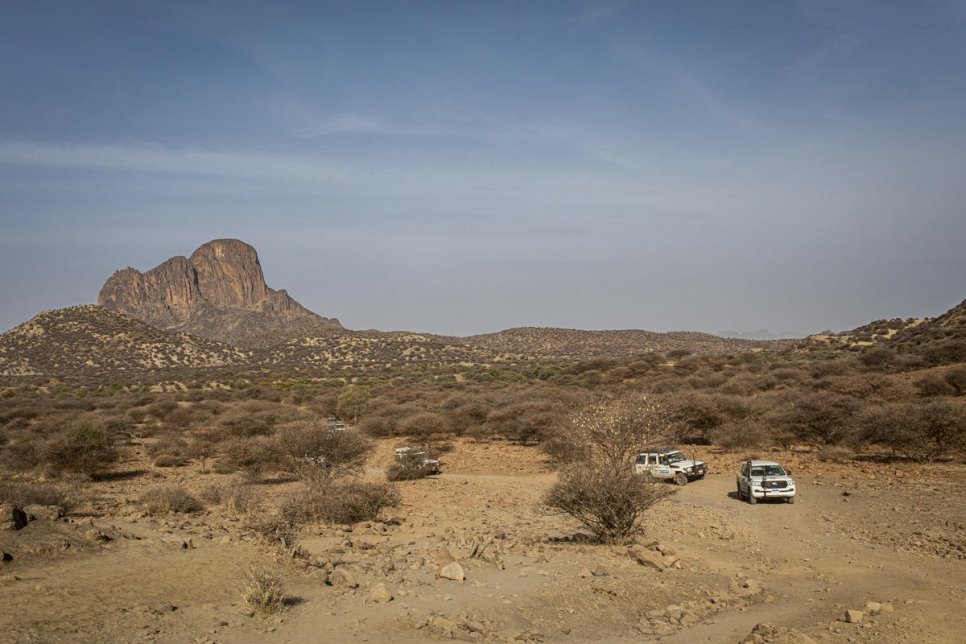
left=1, top=440, right=963, bottom=642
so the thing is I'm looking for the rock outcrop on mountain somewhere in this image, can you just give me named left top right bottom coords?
left=97, top=239, right=341, bottom=346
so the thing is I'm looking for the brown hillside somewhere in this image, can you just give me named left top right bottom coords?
left=0, top=305, right=249, bottom=378
left=463, top=327, right=792, bottom=359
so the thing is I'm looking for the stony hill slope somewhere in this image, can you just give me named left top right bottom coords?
left=0, top=305, right=249, bottom=378
left=463, top=327, right=791, bottom=359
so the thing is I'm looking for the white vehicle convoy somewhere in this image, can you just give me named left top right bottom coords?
left=635, top=448, right=707, bottom=486
left=736, top=460, right=796, bottom=504
left=394, top=446, right=441, bottom=475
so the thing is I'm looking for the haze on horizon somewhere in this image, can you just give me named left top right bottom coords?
left=1, top=1, right=964, bottom=338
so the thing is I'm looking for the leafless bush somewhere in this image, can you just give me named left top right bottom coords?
left=0, top=480, right=76, bottom=511
left=545, top=460, right=676, bottom=544
left=542, top=394, right=677, bottom=543
left=139, top=485, right=203, bottom=515
left=216, top=436, right=284, bottom=481
left=284, top=480, right=400, bottom=525
left=275, top=422, right=372, bottom=482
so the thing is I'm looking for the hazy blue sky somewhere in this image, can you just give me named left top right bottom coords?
left=1, top=1, right=964, bottom=337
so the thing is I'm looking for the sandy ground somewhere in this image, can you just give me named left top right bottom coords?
left=1, top=439, right=964, bottom=643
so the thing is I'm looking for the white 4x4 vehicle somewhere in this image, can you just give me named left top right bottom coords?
left=736, top=460, right=796, bottom=504
left=635, top=448, right=707, bottom=486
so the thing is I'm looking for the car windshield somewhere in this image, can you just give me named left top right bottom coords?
left=666, top=452, right=685, bottom=464
left=750, top=465, right=786, bottom=477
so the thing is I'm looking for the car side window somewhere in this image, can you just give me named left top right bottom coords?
left=658, top=455, right=667, bottom=465
left=740, top=463, right=748, bottom=477
left=648, top=453, right=657, bottom=465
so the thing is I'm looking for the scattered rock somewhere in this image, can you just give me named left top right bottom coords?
left=328, top=568, right=359, bottom=588
left=740, top=622, right=816, bottom=643
left=23, top=505, right=64, bottom=521
left=370, top=583, right=393, bottom=603
left=1, top=551, right=12, bottom=563
left=845, top=609, right=863, bottom=624
left=437, top=561, right=465, bottom=582
left=577, top=568, right=594, bottom=578
left=865, top=601, right=882, bottom=615
left=629, top=546, right=666, bottom=571
left=434, top=546, right=456, bottom=566
left=0, top=504, right=28, bottom=531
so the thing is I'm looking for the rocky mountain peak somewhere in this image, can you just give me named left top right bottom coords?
left=97, top=239, right=341, bottom=346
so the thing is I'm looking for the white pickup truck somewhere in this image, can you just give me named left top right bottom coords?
left=635, top=447, right=707, bottom=486
left=736, top=460, right=796, bottom=504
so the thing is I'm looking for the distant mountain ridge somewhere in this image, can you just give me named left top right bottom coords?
left=97, top=239, right=342, bottom=346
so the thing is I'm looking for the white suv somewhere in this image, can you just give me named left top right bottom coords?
left=635, top=448, right=707, bottom=486
left=736, top=460, right=796, bottom=504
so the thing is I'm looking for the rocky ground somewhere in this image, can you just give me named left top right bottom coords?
left=1, top=439, right=964, bottom=643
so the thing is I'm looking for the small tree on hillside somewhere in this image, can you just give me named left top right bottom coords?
left=544, top=394, right=677, bottom=544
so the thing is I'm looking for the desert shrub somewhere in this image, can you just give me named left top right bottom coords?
left=857, top=348, right=898, bottom=370
left=0, top=480, right=75, bottom=511
left=945, top=367, right=966, bottom=395
left=217, top=408, right=277, bottom=438
left=395, top=411, right=452, bottom=440
left=715, top=418, right=775, bottom=449
left=545, top=461, right=676, bottom=544
left=139, top=485, right=203, bottom=515
left=767, top=391, right=858, bottom=446
left=44, top=421, right=118, bottom=476
left=481, top=399, right=568, bottom=444
left=854, top=400, right=966, bottom=461
left=542, top=394, right=677, bottom=543
left=146, top=399, right=178, bottom=420
left=275, top=422, right=372, bottom=482
left=336, top=385, right=371, bottom=421
left=284, top=481, right=400, bottom=525
left=199, top=483, right=261, bottom=516
left=242, top=565, right=286, bottom=617
left=923, top=339, right=966, bottom=365
left=0, top=404, right=40, bottom=425
left=0, top=435, right=46, bottom=472
left=216, top=436, right=284, bottom=481
left=357, top=415, right=397, bottom=437
left=146, top=433, right=190, bottom=467
left=916, top=373, right=957, bottom=397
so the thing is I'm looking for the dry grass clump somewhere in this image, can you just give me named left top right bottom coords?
left=242, top=564, right=286, bottom=617
left=139, top=485, right=203, bottom=515
left=199, top=483, right=261, bottom=516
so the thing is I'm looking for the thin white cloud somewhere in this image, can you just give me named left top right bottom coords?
left=0, top=141, right=352, bottom=184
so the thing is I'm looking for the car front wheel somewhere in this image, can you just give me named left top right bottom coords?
left=674, top=472, right=688, bottom=486
left=748, top=492, right=757, bottom=505
left=787, top=496, right=795, bottom=504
